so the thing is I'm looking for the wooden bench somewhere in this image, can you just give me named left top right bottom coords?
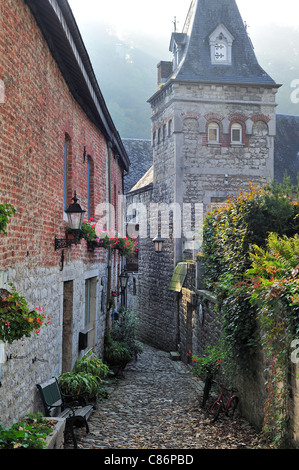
left=36, top=378, right=94, bottom=448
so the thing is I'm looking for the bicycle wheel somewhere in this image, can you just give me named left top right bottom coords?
left=209, top=402, right=222, bottom=422
left=226, top=397, right=239, bottom=418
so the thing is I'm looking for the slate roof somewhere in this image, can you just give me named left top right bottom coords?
left=160, top=0, right=278, bottom=89
left=25, top=0, right=129, bottom=171
left=122, top=139, right=152, bottom=193
left=275, top=114, right=299, bottom=185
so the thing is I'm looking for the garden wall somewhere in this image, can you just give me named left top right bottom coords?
left=178, top=261, right=299, bottom=447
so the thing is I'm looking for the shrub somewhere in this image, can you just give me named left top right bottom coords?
left=202, top=179, right=299, bottom=363
left=73, top=352, right=109, bottom=381
left=104, top=334, right=132, bottom=369
left=58, top=371, right=103, bottom=400
left=110, top=308, right=143, bottom=358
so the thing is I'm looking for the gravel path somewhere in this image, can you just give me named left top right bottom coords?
left=64, top=344, right=261, bottom=450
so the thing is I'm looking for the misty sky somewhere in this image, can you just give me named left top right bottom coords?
left=68, top=0, right=299, bottom=40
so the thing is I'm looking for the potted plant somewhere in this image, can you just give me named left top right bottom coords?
left=0, top=413, right=58, bottom=449
left=110, top=308, right=143, bottom=360
left=72, top=352, right=110, bottom=381
left=104, top=334, right=132, bottom=375
left=0, top=284, right=50, bottom=344
left=58, top=371, right=105, bottom=403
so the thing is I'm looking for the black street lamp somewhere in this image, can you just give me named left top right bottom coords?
left=153, top=234, right=165, bottom=253
left=55, top=192, right=86, bottom=250
left=119, top=268, right=129, bottom=307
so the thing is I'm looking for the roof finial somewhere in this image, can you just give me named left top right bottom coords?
left=172, top=16, right=178, bottom=32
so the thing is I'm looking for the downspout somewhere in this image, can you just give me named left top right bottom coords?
left=106, top=141, right=113, bottom=331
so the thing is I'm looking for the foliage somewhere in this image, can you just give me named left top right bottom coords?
left=0, top=413, right=54, bottom=449
left=187, top=344, right=226, bottom=379
left=245, top=232, right=299, bottom=447
left=80, top=219, right=137, bottom=257
left=58, top=371, right=104, bottom=400
left=0, top=203, right=16, bottom=236
left=110, top=308, right=143, bottom=358
left=104, top=334, right=132, bottom=369
left=73, top=351, right=110, bottom=381
left=202, top=179, right=299, bottom=363
left=0, top=284, right=50, bottom=344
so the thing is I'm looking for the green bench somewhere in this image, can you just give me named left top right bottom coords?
left=36, top=378, right=94, bottom=448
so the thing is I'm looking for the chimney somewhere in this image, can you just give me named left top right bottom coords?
left=157, top=61, right=173, bottom=87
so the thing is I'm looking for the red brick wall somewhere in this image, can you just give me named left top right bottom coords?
left=0, top=0, right=123, bottom=269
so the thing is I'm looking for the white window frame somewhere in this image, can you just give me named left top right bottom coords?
left=208, top=122, right=220, bottom=143
left=231, top=123, right=243, bottom=144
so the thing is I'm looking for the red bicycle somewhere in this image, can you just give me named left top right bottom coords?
left=208, top=381, right=239, bottom=422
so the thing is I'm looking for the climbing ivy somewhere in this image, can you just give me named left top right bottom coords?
left=0, top=203, right=15, bottom=236
left=202, top=177, right=299, bottom=447
left=202, top=179, right=299, bottom=364
left=246, top=233, right=299, bottom=447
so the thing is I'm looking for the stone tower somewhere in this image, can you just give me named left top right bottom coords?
left=127, top=0, right=279, bottom=351
left=149, top=0, right=279, bottom=257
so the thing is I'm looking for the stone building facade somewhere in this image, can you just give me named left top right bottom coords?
left=126, top=0, right=279, bottom=352
left=0, top=0, right=129, bottom=426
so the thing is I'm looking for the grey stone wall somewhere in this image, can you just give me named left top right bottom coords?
left=0, top=260, right=107, bottom=426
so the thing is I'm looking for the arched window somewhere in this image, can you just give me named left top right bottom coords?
left=208, top=122, right=219, bottom=143
left=231, top=123, right=243, bottom=144
left=87, top=155, right=94, bottom=220
left=64, top=133, right=72, bottom=210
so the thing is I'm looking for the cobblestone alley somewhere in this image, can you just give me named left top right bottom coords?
left=64, top=344, right=262, bottom=450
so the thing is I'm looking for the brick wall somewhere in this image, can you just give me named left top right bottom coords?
left=0, top=0, right=124, bottom=425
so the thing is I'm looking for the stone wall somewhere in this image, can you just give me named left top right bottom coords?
left=0, top=260, right=108, bottom=426
left=178, top=261, right=299, bottom=446
left=126, top=186, right=179, bottom=351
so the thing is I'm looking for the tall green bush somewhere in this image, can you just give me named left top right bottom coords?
left=202, top=180, right=299, bottom=363
left=246, top=233, right=299, bottom=446
left=110, top=308, right=143, bottom=358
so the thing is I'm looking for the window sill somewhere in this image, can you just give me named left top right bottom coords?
left=230, top=143, right=245, bottom=147
left=207, top=142, right=221, bottom=147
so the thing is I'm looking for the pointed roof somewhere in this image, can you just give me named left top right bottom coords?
left=168, top=0, right=277, bottom=87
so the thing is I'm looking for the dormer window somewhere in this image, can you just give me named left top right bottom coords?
left=214, top=36, right=227, bottom=62
left=209, top=24, right=234, bottom=65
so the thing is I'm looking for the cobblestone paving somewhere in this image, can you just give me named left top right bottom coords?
left=64, top=344, right=260, bottom=449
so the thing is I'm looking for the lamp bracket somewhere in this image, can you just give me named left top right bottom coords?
left=55, top=231, right=82, bottom=251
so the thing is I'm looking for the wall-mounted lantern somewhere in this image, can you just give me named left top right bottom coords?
left=55, top=192, right=86, bottom=251
left=153, top=234, right=165, bottom=253
left=119, top=268, right=129, bottom=307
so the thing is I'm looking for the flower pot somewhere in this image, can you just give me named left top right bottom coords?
left=45, top=418, right=66, bottom=449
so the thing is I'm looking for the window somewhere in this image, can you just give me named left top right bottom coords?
left=153, top=131, right=156, bottom=147
left=87, top=156, right=94, bottom=219
left=85, top=277, right=97, bottom=351
left=209, top=24, right=234, bottom=65
left=231, top=123, right=243, bottom=144
left=208, top=122, right=219, bottom=143
left=64, top=134, right=72, bottom=211
left=214, top=41, right=227, bottom=62
left=64, top=136, right=69, bottom=210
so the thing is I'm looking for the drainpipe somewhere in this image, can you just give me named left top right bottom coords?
left=106, top=141, right=113, bottom=331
